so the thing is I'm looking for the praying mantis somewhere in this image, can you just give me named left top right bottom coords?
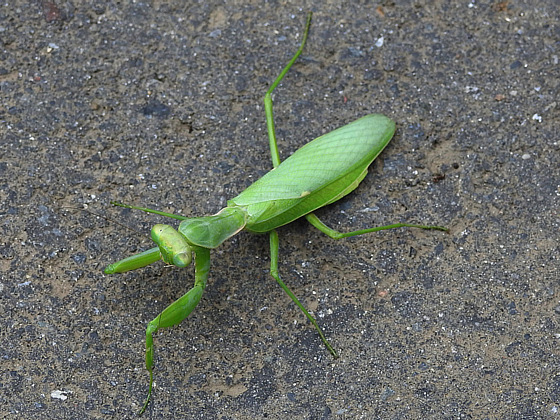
left=104, top=12, right=448, bottom=414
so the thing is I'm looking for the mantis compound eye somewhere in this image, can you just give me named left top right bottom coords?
left=151, top=224, right=193, bottom=268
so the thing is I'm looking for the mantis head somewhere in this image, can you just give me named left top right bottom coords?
left=151, top=224, right=193, bottom=268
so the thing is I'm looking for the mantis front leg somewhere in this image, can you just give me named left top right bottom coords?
left=140, top=246, right=211, bottom=415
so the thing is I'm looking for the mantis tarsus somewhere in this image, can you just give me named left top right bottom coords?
left=104, top=12, right=448, bottom=414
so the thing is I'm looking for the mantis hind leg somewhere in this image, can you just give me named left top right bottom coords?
left=268, top=230, right=338, bottom=358
left=264, top=12, right=312, bottom=169
left=305, top=213, right=449, bottom=238
left=139, top=247, right=211, bottom=415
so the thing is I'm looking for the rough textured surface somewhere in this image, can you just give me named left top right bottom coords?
left=1, top=1, right=558, bottom=419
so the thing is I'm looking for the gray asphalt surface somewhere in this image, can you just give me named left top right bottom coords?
left=1, top=1, right=559, bottom=419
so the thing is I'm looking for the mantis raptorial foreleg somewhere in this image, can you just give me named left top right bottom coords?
left=139, top=246, right=210, bottom=415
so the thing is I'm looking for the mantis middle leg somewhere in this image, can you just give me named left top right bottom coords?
left=262, top=13, right=339, bottom=357
left=264, top=12, right=312, bottom=169
left=268, top=229, right=338, bottom=358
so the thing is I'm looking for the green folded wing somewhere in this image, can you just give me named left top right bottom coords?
left=227, top=114, right=395, bottom=232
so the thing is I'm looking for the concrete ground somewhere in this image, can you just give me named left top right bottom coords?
left=1, top=1, right=558, bottom=419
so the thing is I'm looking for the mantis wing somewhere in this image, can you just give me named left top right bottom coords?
left=228, top=114, right=395, bottom=232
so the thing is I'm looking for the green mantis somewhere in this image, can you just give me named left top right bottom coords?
left=104, top=12, right=448, bottom=414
